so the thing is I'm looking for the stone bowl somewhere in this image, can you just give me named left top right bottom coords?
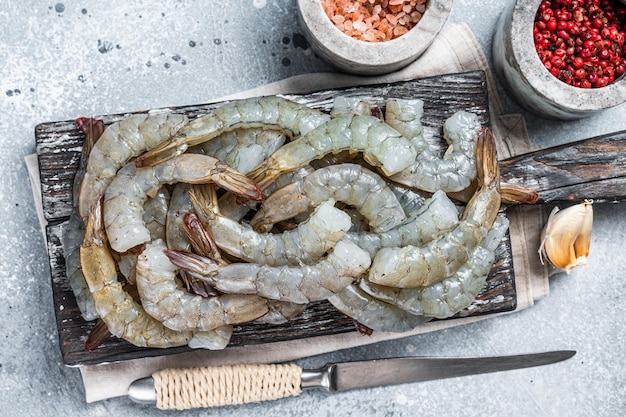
left=492, top=0, right=626, bottom=120
left=296, top=0, right=452, bottom=76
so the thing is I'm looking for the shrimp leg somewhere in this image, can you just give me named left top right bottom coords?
left=368, top=127, right=502, bottom=288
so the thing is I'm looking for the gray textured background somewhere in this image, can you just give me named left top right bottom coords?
left=1, top=1, right=624, bottom=416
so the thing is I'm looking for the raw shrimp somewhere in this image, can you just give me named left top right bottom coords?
left=247, top=114, right=418, bottom=190
left=165, top=239, right=372, bottom=304
left=255, top=300, right=307, bottom=325
left=117, top=187, right=170, bottom=284
left=218, top=165, right=316, bottom=222
left=165, top=183, right=194, bottom=252
left=384, top=98, right=425, bottom=142
left=190, top=184, right=352, bottom=266
left=344, top=190, right=460, bottom=258
left=368, top=128, right=502, bottom=288
left=191, top=127, right=287, bottom=174
left=63, top=117, right=105, bottom=321
left=250, top=163, right=407, bottom=233
left=386, top=99, right=482, bottom=193
left=327, top=285, right=429, bottom=333
left=181, top=211, right=307, bottom=325
left=134, top=96, right=331, bottom=167
left=329, top=96, right=373, bottom=117
left=103, top=153, right=262, bottom=253
left=79, top=198, right=229, bottom=349
left=360, top=214, right=509, bottom=318
left=386, top=181, right=429, bottom=215
left=135, top=239, right=270, bottom=331
left=78, top=111, right=189, bottom=219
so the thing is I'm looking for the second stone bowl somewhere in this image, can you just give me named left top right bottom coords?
left=492, top=0, right=626, bottom=120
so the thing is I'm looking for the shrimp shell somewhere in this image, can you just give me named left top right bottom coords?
left=135, top=239, right=270, bottom=331
left=328, top=285, right=429, bottom=333
left=134, top=96, right=331, bottom=167
left=344, top=190, right=460, bottom=258
left=360, top=214, right=510, bottom=319
left=250, top=163, right=407, bottom=234
left=165, top=183, right=194, bottom=251
left=248, top=114, right=418, bottom=189
left=191, top=184, right=352, bottom=266
left=103, top=153, right=261, bottom=253
left=165, top=239, right=372, bottom=304
left=387, top=101, right=481, bottom=193
left=78, top=112, right=189, bottom=219
left=63, top=117, right=106, bottom=321
left=79, top=199, right=224, bottom=349
left=368, top=128, right=501, bottom=288
left=191, top=127, right=287, bottom=174
left=117, top=186, right=170, bottom=284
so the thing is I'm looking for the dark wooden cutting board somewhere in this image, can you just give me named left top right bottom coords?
left=35, top=71, right=626, bottom=367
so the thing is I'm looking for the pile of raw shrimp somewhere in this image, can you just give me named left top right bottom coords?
left=64, top=95, right=509, bottom=351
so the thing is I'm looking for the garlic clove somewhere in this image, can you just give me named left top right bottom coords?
left=538, top=200, right=593, bottom=274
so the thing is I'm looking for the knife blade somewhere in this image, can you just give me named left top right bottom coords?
left=128, top=350, right=575, bottom=409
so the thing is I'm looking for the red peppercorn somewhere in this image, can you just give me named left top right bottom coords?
left=547, top=17, right=557, bottom=32
left=592, top=17, right=604, bottom=28
left=534, top=0, right=626, bottom=88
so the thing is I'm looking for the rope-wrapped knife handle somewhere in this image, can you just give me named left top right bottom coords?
left=151, top=364, right=302, bottom=410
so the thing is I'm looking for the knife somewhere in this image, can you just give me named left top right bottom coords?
left=128, top=350, right=575, bottom=410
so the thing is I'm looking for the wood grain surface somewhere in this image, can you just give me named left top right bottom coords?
left=37, top=71, right=520, bottom=366
left=500, top=130, right=626, bottom=203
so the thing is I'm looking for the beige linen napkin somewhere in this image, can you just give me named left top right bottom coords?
left=26, top=23, right=550, bottom=403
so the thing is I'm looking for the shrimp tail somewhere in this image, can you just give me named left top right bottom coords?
left=461, top=127, right=501, bottom=227
left=134, top=137, right=189, bottom=168
left=84, top=319, right=111, bottom=351
left=74, top=117, right=106, bottom=158
left=183, top=212, right=223, bottom=264
left=476, top=127, right=500, bottom=190
left=164, top=249, right=220, bottom=276
left=212, top=164, right=264, bottom=202
left=500, top=183, right=539, bottom=205
left=247, top=161, right=276, bottom=191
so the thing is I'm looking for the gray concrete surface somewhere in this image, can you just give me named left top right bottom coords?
left=0, top=1, right=624, bottom=416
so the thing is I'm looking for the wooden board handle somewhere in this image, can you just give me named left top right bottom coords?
left=500, top=131, right=626, bottom=203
